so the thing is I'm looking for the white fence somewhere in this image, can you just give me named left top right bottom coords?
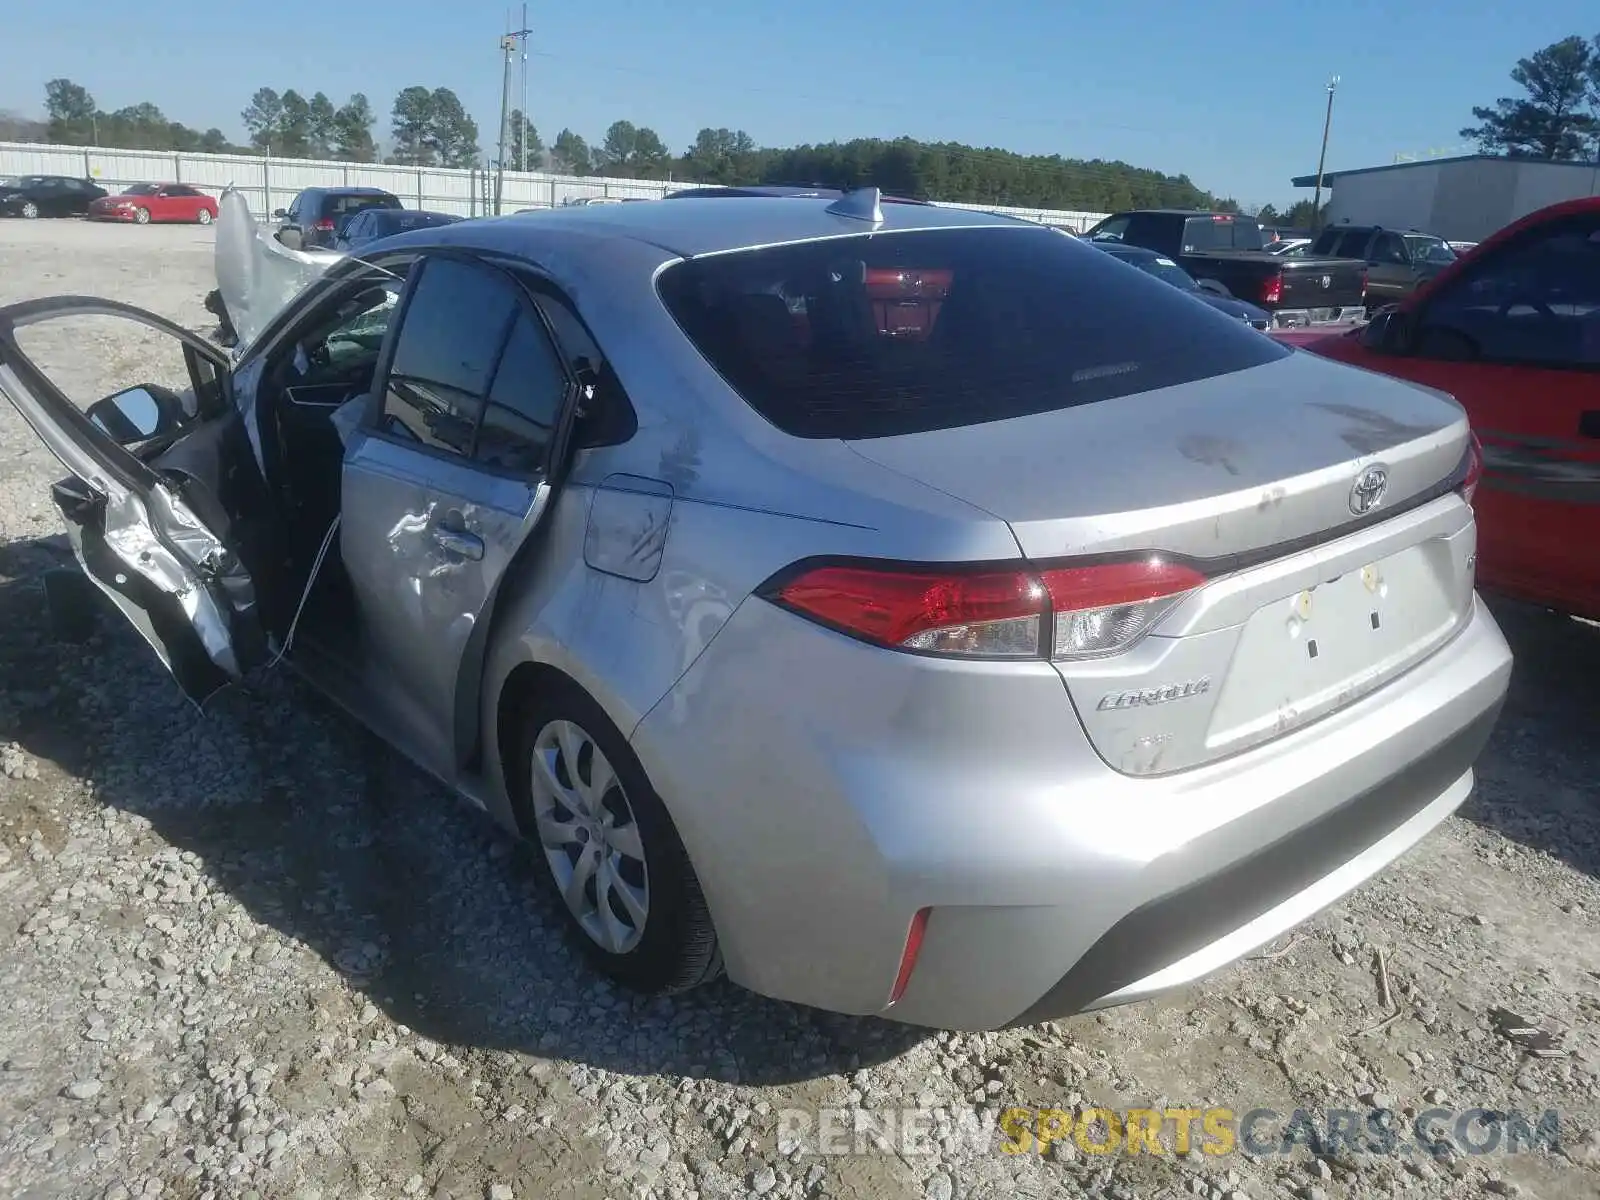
left=0, top=140, right=1109, bottom=232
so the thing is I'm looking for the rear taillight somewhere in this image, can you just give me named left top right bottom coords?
left=764, top=557, right=1206, bottom=661
left=313, top=217, right=336, bottom=231
left=1460, top=431, right=1484, bottom=506
left=1260, top=273, right=1283, bottom=305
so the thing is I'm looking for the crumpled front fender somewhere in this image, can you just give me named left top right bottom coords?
left=214, top=188, right=344, bottom=350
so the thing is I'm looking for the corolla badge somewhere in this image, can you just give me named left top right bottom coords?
left=1097, top=677, right=1212, bottom=711
left=1349, top=463, right=1389, bottom=515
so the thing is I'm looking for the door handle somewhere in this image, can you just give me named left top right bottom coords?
left=432, top=527, right=484, bottom=560
left=1580, top=411, right=1600, bottom=439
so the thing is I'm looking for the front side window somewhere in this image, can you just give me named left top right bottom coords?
left=1403, top=235, right=1455, bottom=266
left=1416, top=217, right=1600, bottom=368
left=657, top=226, right=1289, bottom=440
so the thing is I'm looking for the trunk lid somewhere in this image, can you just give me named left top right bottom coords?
left=845, top=348, right=1468, bottom=564
left=846, top=349, right=1477, bottom=774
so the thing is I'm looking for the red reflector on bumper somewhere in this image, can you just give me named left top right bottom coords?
left=889, top=907, right=931, bottom=1004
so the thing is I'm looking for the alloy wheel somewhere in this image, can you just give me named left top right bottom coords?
left=20, top=202, right=38, bottom=219
left=529, top=719, right=650, bottom=954
left=198, top=209, right=213, bottom=225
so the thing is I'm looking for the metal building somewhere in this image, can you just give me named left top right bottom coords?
left=1292, top=154, right=1600, bottom=243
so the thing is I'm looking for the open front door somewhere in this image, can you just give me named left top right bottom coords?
left=0, top=296, right=272, bottom=704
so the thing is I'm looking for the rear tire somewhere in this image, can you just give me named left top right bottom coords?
left=197, top=208, right=213, bottom=226
left=510, top=679, right=721, bottom=995
left=133, top=207, right=151, bottom=225
left=20, top=201, right=38, bottom=219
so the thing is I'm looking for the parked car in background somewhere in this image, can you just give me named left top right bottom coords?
left=0, top=191, right=1509, bottom=1030
left=273, top=186, right=402, bottom=251
left=333, top=208, right=463, bottom=252
left=1309, top=224, right=1457, bottom=314
left=88, top=183, right=219, bottom=226
left=1082, top=209, right=1368, bottom=329
left=1092, top=242, right=1271, bottom=329
left=0, top=174, right=107, bottom=219
left=1287, top=197, right=1600, bottom=620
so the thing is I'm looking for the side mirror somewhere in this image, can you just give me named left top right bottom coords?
left=273, top=208, right=288, bottom=219
left=85, top=385, right=184, bottom=445
left=1195, top=278, right=1231, bottom=298
left=1360, top=307, right=1413, bottom=355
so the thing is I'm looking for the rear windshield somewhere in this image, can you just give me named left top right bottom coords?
left=1181, top=215, right=1265, bottom=252
left=657, top=226, right=1290, bottom=440
left=375, top=210, right=461, bottom=234
left=325, top=193, right=401, bottom=218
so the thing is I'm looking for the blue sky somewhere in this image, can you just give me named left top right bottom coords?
left=2, top=0, right=1595, bottom=207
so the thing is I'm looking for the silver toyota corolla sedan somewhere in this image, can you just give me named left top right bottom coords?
left=0, top=189, right=1512, bottom=1030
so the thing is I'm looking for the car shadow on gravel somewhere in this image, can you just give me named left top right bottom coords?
left=0, top=547, right=926, bottom=1087
left=1463, top=596, right=1600, bottom=880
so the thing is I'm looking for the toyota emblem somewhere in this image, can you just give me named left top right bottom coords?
left=1349, top=464, right=1389, bottom=515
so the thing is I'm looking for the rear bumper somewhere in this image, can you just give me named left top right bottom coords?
left=1271, top=306, right=1368, bottom=329
left=630, top=591, right=1511, bottom=1031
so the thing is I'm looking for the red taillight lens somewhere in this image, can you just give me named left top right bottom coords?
left=314, top=217, right=336, bottom=231
left=1260, top=274, right=1283, bottom=305
left=772, top=564, right=1045, bottom=657
left=1461, top=431, right=1484, bottom=506
left=766, top=557, right=1205, bottom=660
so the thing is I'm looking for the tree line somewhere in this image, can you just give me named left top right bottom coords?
left=1462, top=33, right=1600, bottom=159
left=15, top=77, right=1255, bottom=214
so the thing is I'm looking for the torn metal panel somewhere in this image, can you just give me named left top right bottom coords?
left=214, top=187, right=343, bottom=350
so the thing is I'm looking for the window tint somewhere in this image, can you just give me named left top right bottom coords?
left=327, top=193, right=400, bottom=219
left=476, top=314, right=567, bottom=473
left=657, top=226, right=1290, bottom=440
left=1086, top=215, right=1130, bottom=242
left=1370, top=232, right=1407, bottom=265
left=1181, top=216, right=1263, bottom=252
left=1417, top=217, right=1600, bottom=368
left=382, top=258, right=518, bottom=455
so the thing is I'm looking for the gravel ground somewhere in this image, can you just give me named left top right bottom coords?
left=1, top=217, right=1598, bottom=1200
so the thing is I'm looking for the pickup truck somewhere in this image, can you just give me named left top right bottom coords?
left=1080, top=209, right=1368, bottom=329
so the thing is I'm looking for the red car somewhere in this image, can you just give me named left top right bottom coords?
left=1283, top=198, right=1600, bottom=619
left=88, top=183, right=218, bottom=226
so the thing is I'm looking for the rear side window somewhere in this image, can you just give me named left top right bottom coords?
left=657, top=226, right=1290, bottom=440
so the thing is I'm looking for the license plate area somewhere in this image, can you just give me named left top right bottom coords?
left=1206, top=540, right=1464, bottom=754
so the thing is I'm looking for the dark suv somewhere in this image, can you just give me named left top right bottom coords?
left=273, top=186, right=402, bottom=251
left=1310, top=224, right=1457, bottom=313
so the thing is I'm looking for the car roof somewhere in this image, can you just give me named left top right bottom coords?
left=411, top=194, right=1039, bottom=259
left=664, top=184, right=933, bottom=205
left=307, top=186, right=395, bottom=196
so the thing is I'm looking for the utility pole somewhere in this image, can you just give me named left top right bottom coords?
left=494, top=12, right=533, bottom=215
left=1310, top=74, right=1339, bottom=233
left=519, top=3, right=530, bottom=173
